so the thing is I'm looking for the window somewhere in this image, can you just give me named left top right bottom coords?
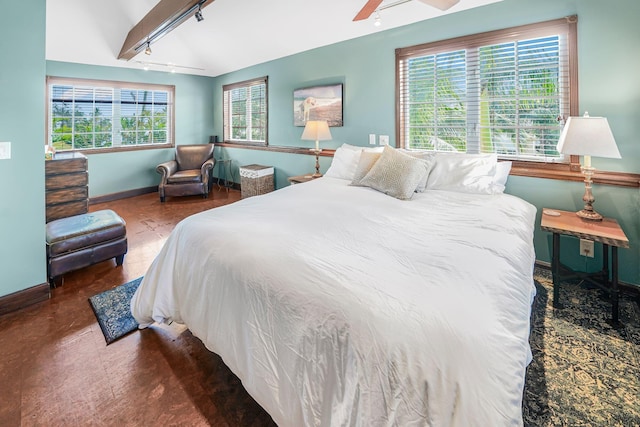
left=223, top=76, right=268, bottom=145
left=47, top=77, right=174, bottom=152
left=397, top=17, right=577, bottom=163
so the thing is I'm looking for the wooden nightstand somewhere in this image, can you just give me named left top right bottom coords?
left=287, top=174, right=319, bottom=185
left=540, top=208, right=629, bottom=324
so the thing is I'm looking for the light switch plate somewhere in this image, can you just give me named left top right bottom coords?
left=369, top=134, right=376, bottom=145
left=0, top=141, right=11, bottom=160
left=379, top=135, right=389, bottom=145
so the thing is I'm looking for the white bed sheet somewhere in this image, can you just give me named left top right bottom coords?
left=131, top=177, right=537, bottom=426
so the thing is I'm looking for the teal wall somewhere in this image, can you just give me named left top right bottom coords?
left=46, top=61, right=215, bottom=197
left=211, top=0, right=640, bottom=285
left=0, top=0, right=638, bottom=300
left=0, top=0, right=47, bottom=297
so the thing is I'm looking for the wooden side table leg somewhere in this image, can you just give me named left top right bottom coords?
left=611, top=246, right=620, bottom=325
left=552, top=232, right=562, bottom=308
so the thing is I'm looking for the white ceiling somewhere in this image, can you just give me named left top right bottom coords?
left=46, top=0, right=501, bottom=77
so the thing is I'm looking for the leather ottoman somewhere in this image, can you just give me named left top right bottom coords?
left=46, top=209, right=127, bottom=287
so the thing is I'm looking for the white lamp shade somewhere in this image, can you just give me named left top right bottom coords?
left=556, top=114, right=621, bottom=159
left=301, top=120, right=332, bottom=142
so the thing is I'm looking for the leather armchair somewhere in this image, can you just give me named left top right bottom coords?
left=157, top=144, right=215, bottom=202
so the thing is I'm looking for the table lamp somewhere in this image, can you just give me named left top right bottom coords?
left=301, top=120, right=332, bottom=178
left=556, top=112, right=621, bottom=221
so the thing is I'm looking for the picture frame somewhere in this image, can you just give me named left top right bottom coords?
left=293, top=83, right=343, bottom=127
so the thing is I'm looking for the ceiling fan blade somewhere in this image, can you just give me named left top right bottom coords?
left=417, top=0, right=460, bottom=11
left=353, top=0, right=384, bottom=21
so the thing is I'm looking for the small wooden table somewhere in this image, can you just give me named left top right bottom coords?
left=287, top=174, right=320, bottom=185
left=540, top=208, right=629, bottom=324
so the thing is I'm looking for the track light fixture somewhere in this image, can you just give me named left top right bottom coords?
left=195, top=4, right=204, bottom=22
left=130, top=0, right=207, bottom=58
left=373, top=11, right=382, bottom=27
left=135, top=60, right=205, bottom=73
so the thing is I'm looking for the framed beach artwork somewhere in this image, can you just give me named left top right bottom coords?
left=293, top=84, right=343, bottom=127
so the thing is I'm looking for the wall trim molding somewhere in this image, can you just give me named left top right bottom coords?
left=89, top=186, right=157, bottom=205
left=88, top=183, right=243, bottom=204
left=0, top=283, right=50, bottom=317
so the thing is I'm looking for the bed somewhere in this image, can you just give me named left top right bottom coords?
left=131, top=146, right=537, bottom=426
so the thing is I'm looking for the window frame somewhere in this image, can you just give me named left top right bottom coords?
left=46, top=76, right=175, bottom=154
left=222, top=76, right=269, bottom=147
left=395, top=16, right=582, bottom=180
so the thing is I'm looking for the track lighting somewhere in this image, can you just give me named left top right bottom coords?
left=195, top=5, right=204, bottom=22
left=130, top=0, right=207, bottom=58
left=374, top=11, right=382, bottom=27
left=135, top=60, right=205, bottom=73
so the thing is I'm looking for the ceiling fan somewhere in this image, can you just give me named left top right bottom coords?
left=353, top=0, right=460, bottom=21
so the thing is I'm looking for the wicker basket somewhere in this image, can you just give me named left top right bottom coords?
left=240, top=164, right=274, bottom=198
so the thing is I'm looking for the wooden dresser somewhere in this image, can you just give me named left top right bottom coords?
left=45, top=152, right=88, bottom=223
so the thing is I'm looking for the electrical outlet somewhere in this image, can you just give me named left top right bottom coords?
left=379, top=135, right=389, bottom=145
left=580, top=239, right=594, bottom=258
left=0, top=141, right=10, bottom=160
left=369, top=134, right=376, bottom=145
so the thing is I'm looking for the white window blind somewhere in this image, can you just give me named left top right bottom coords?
left=47, top=77, right=174, bottom=151
left=223, top=76, right=268, bottom=145
left=397, top=16, right=577, bottom=162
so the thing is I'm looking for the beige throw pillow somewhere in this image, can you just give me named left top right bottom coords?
left=350, top=151, right=382, bottom=186
left=358, top=146, right=432, bottom=200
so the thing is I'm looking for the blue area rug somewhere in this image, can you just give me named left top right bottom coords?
left=89, top=277, right=143, bottom=344
left=523, top=267, right=640, bottom=426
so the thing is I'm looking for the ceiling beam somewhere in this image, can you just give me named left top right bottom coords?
left=118, top=0, right=214, bottom=61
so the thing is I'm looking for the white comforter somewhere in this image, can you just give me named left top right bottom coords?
left=131, top=177, right=537, bottom=426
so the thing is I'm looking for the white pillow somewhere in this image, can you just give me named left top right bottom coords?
left=340, top=143, right=384, bottom=153
left=358, top=146, right=432, bottom=200
left=426, top=152, right=498, bottom=194
left=340, top=143, right=366, bottom=151
left=325, top=145, right=361, bottom=180
left=397, top=149, right=436, bottom=192
left=493, top=161, right=512, bottom=191
left=325, top=143, right=384, bottom=181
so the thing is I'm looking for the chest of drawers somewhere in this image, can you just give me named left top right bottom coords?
left=45, top=152, right=88, bottom=222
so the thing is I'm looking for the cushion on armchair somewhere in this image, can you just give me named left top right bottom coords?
left=167, top=169, right=202, bottom=183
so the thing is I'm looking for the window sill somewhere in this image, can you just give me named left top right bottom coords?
left=218, top=142, right=336, bottom=157
left=60, top=143, right=174, bottom=155
left=511, top=161, right=640, bottom=188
